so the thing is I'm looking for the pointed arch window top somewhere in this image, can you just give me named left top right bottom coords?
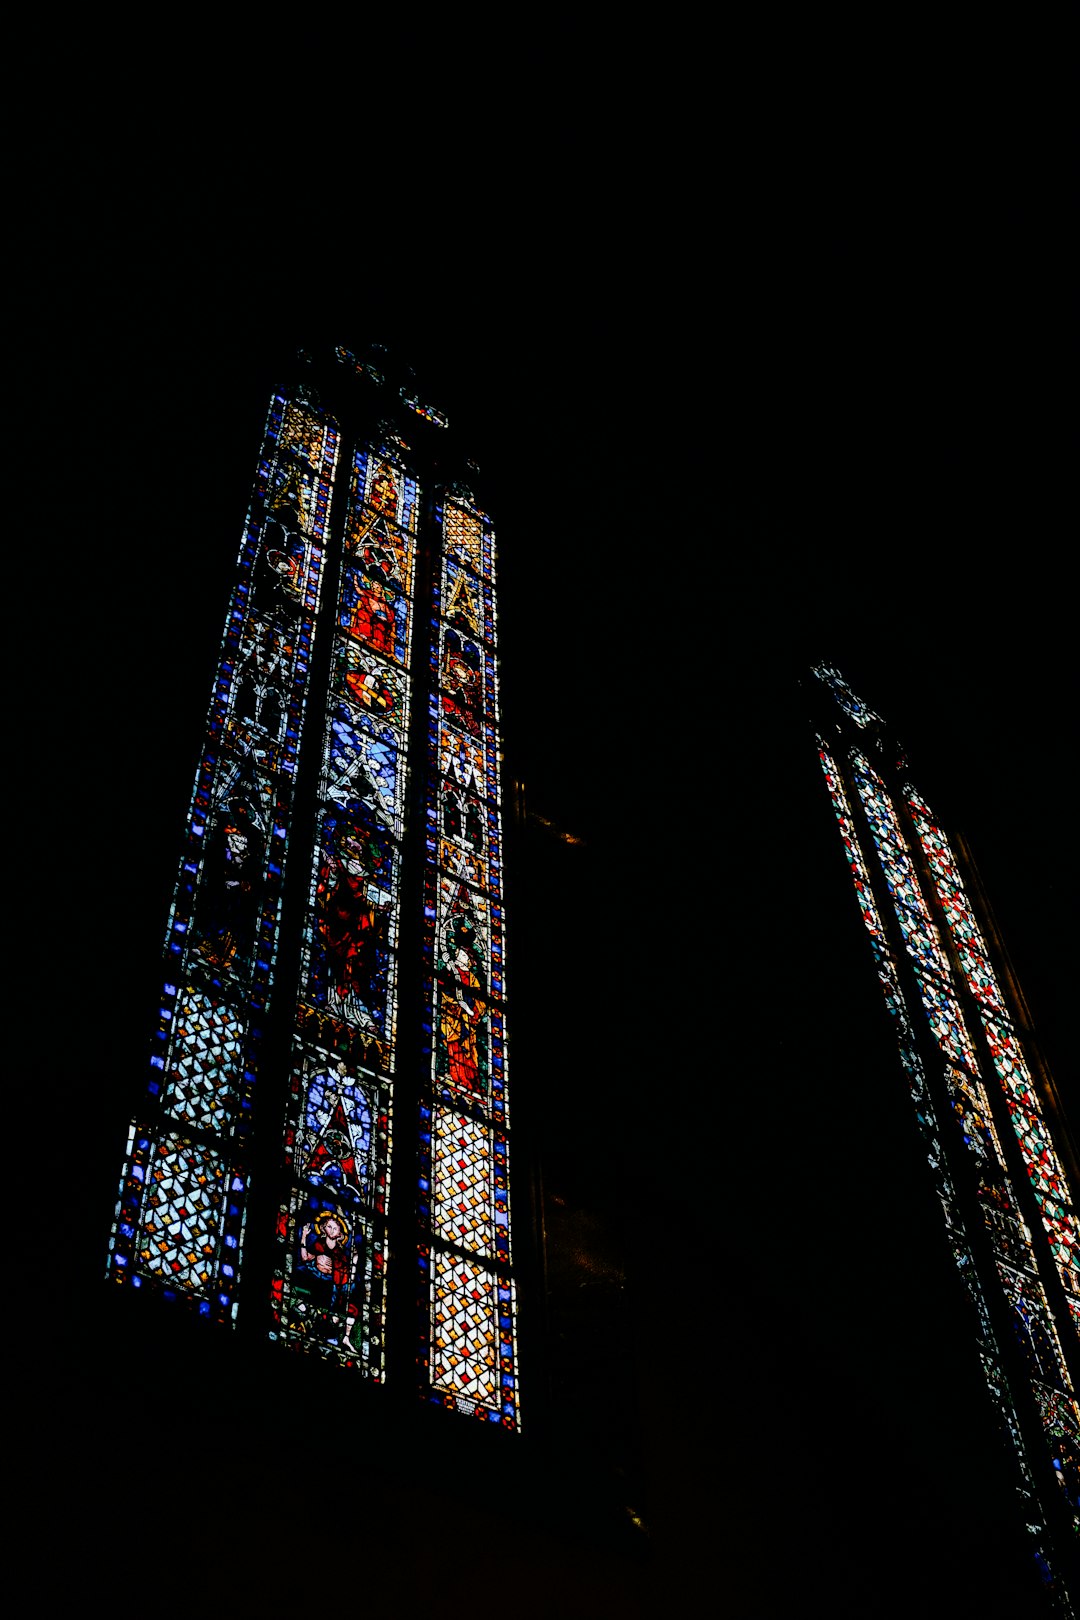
left=812, top=664, right=885, bottom=730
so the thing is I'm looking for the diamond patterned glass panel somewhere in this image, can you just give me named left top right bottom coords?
left=136, top=1133, right=229, bottom=1290
left=161, top=987, right=244, bottom=1132
left=433, top=1108, right=494, bottom=1257
left=431, top=1252, right=499, bottom=1404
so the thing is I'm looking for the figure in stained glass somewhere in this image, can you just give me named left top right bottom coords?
left=436, top=899, right=488, bottom=1094
left=314, top=817, right=391, bottom=1030
left=348, top=571, right=397, bottom=656
left=438, top=969, right=486, bottom=1094
left=193, top=799, right=264, bottom=975
left=441, top=630, right=482, bottom=737
left=293, top=1206, right=362, bottom=1346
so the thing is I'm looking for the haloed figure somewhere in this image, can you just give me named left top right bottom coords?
left=350, top=574, right=396, bottom=654
left=298, top=1212, right=354, bottom=1308
left=295, top=1210, right=361, bottom=1346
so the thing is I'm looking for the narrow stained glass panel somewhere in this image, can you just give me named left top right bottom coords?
left=276, top=442, right=417, bottom=1368
left=851, top=752, right=980, bottom=1074
left=270, top=1042, right=390, bottom=1374
left=433, top=1106, right=511, bottom=1263
left=108, top=392, right=340, bottom=1320
left=419, top=493, right=519, bottom=1428
left=431, top=1252, right=504, bottom=1408
left=159, top=987, right=245, bottom=1133
left=127, top=1130, right=235, bottom=1295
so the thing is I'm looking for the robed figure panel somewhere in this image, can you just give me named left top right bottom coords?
left=439, top=628, right=484, bottom=739
left=303, top=809, right=397, bottom=1051
left=272, top=1194, right=373, bottom=1363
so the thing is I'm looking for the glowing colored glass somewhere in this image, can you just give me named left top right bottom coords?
left=110, top=365, right=521, bottom=1432
left=108, top=394, right=340, bottom=1319
left=430, top=1252, right=511, bottom=1411
left=400, top=390, right=449, bottom=428
left=270, top=1040, right=389, bottom=1373
left=816, top=719, right=1075, bottom=1542
left=158, top=988, right=245, bottom=1133
left=418, top=496, right=519, bottom=1428
left=271, top=444, right=418, bottom=1370
left=817, top=735, right=1079, bottom=1555
left=906, top=788, right=1080, bottom=1324
left=852, top=753, right=980, bottom=1073
left=811, top=664, right=885, bottom=729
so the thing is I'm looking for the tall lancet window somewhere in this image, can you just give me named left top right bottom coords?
left=416, top=491, right=520, bottom=1429
left=811, top=666, right=1078, bottom=1605
left=106, top=348, right=521, bottom=1430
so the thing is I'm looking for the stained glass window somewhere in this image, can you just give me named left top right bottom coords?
left=812, top=669, right=1079, bottom=1584
left=108, top=353, right=522, bottom=1436
left=905, top=788, right=1080, bottom=1328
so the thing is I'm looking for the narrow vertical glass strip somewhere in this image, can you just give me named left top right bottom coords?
left=906, top=787, right=1080, bottom=1328
left=848, top=749, right=1079, bottom=1532
left=418, top=494, right=519, bottom=1429
left=850, top=752, right=980, bottom=1073
left=816, top=741, right=1069, bottom=1569
left=108, top=395, right=340, bottom=1321
left=269, top=444, right=419, bottom=1371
